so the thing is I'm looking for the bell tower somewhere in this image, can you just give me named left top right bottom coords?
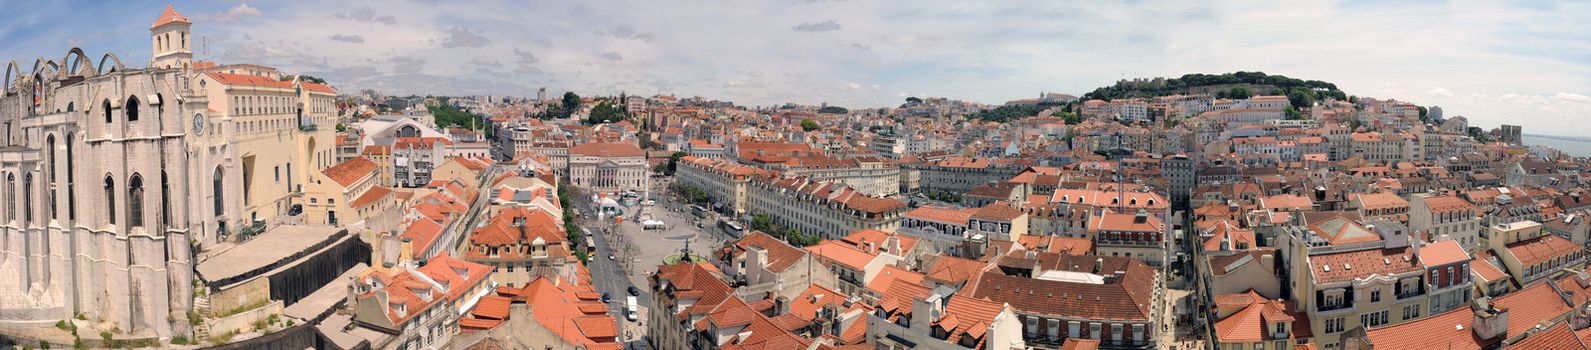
left=150, top=5, right=193, bottom=69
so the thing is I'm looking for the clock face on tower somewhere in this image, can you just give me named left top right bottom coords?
left=193, top=114, right=205, bottom=135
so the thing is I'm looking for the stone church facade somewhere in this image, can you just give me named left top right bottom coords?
left=0, top=6, right=339, bottom=339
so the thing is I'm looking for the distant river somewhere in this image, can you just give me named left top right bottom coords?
left=1525, top=134, right=1591, bottom=158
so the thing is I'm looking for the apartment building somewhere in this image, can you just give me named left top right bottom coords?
left=1409, top=194, right=1482, bottom=251
left=747, top=176, right=907, bottom=240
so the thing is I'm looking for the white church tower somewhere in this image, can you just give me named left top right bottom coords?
left=150, top=5, right=192, bottom=69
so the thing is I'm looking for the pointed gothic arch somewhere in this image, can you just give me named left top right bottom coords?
left=97, top=52, right=125, bottom=75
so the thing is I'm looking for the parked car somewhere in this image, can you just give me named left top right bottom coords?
left=608, top=254, right=616, bottom=261
left=601, top=292, right=611, bottom=303
left=628, top=286, right=641, bottom=296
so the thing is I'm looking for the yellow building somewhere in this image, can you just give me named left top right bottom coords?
left=193, top=66, right=339, bottom=238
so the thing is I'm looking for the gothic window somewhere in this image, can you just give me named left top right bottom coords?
left=128, top=174, right=144, bottom=228
left=23, top=173, right=32, bottom=223
left=127, top=96, right=140, bottom=122
left=5, top=173, right=13, bottom=221
left=104, top=175, right=115, bottom=225
left=213, top=167, right=224, bottom=216
left=161, top=172, right=170, bottom=227
left=66, top=133, right=75, bottom=220
left=47, top=135, right=55, bottom=220
left=103, top=99, right=112, bottom=123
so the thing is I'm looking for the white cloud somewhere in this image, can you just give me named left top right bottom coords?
left=793, top=20, right=841, bottom=32
left=91, top=0, right=1581, bottom=132
left=196, top=3, right=263, bottom=23
left=1554, top=92, right=1591, bottom=104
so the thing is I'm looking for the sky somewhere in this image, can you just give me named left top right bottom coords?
left=1, top=0, right=1587, bottom=135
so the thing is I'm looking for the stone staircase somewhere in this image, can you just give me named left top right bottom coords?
left=192, top=297, right=212, bottom=340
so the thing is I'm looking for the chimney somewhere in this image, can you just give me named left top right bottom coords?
left=1471, top=297, right=1510, bottom=340
left=382, top=234, right=400, bottom=268
left=1260, top=253, right=1275, bottom=271
left=775, top=295, right=790, bottom=315
left=399, top=237, right=415, bottom=265
left=1576, top=271, right=1591, bottom=289
left=1094, top=258, right=1104, bottom=274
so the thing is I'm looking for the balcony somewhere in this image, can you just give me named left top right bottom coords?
left=299, top=124, right=318, bottom=132
left=1317, top=302, right=1353, bottom=313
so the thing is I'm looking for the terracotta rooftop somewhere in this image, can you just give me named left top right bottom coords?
left=728, top=231, right=807, bottom=273
left=905, top=206, right=977, bottom=225
left=1505, top=234, right=1581, bottom=266
left=805, top=240, right=876, bottom=271
left=1419, top=240, right=1471, bottom=267
left=1364, top=282, right=1573, bottom=350
left=967, top=257, right=1156, bottom=321
left=569, top=142, right=645, bottom=158
left=323, top=157, right=380, bottom=187
left=925, top=255, right=988, bottom=286
left=1308, top=247, right=1420, bottom=284
left=865, top=265, right=925, bottom=296
left=151, top=5, right=190, bottom=29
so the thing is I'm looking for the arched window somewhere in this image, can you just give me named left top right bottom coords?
left=104, top=175, right=115, bottom=225
left=128, top=174, right=144, bottom=228
left=23, top=173, right=31, bottom=223
left=4, top=173, right=13, bottom=221
left=126, top=96, right=140, bottom=122
left=66, top=133, right=75, bottom=220
left=66, top=102, right=73, bottom=112
left=161, top=172, right=170, bottom=227
left=46, top=135, right=55, bottom=220
left=213, top=167, right=224, bottom=216
left=102, top=99, right=112, bottom=123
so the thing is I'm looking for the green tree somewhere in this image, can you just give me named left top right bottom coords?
left=1417, top=106, right=1429, bottom=122
left=1285, top=106, right=1306, bottom=120
left=905, top=97, right=923, bottom=104
left=1284, top=87, right=1315, bottom=108
left=588, top=101, right=626, bottom=124
left=1229, top=87, right=1252, bottom=99
left=801, top=119, right=820, bottom=131
left=335, top=123, right=347, bottom=132
left=562, top=91, right=582, bottom=112
left=818, top=106, right=848, bottom=114
left=751, top=214, right=775, bottom=233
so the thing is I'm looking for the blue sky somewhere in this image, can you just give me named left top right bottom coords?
left=2, top=0, right=1588, bottom=135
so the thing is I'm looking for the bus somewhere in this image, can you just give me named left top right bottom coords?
left=718, top=219, right=745, bottom=238
left=625, top=296, right=639, bottom=321
left=691, top=205, right=709, bottom=219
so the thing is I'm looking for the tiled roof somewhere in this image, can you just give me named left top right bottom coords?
left=905, top=206, right=977, bottom=225
left=1307, top=248, right=1419, bottom=284
left=865, top=265, right=924, bottom=296
left=1424, top=195, right=1478, bottom=213
left=1419, top=240, right=1470, bottom=267
left=1511, top=321, right=1586, bottom=349
left=1305, top=216, right=1382, bottom=245
left=841, top=229, right=916, bottom=256
left=569, top=142, right=645, bottom=157
left=510, top=275, right=621, bottom=349
left=350, top=186, right=392, bottom=208
left=1470, top=251, right=1509, bottom=283
left=972, top=202, right=1025, bottom=221
left=1352, top=191, right=1409, bottom=210
left=323, top=157, right=380, bottom=187
left=788, top=284, right=845, bottom=321
left=967, top=257, right=1156, bottom=321
left=400, top=217, right=446, bottom=257
left=730, top=231, right=808, bottom=273
left=1200, top=220, right=1256, bottom=252
left=1367, top=282, right=1573, bottom=350
left=1059, top=338, right=1101, bottom=350
left=1212, top=294, right=1310, bottom=343
left=806, top=240, right=876, bottom=271
left=925, top=255, right=987, bottom=286
left=151, top=5, right=190, bottom=28
left=471, top=296, right=512, bottom=320
left=936, top=294, right=1008, bottom=347
left=1091, top=212, right=1163, bottom=233
left=1506, top=234, right=1580, bottom=266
